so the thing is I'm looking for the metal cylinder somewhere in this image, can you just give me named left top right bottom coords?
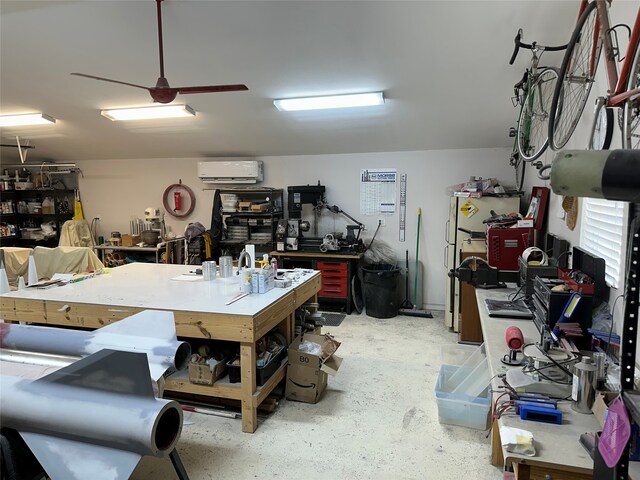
left=219, top=256, right=233, bottom=277
left=202, top=261, right=217, bottom=281
left=550, top=150, right=640, bottom=202
left=0, top=315, right=191, bottom=375
left=571, top=356, right=596, bottom=414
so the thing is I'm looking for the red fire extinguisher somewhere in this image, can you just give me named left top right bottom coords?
left=173, top=191, right=182, bottom=211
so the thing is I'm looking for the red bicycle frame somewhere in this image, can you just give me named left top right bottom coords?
left=591, top=0, right=640, bottom=108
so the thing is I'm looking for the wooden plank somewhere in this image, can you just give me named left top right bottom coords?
left=240, top=342, right=257, bottom=433
left=254, top=292, right=296, bottom=340
left=164, top=377, right=243, bottom=400
left=513, top=463, right=530, bottom=480
left=490, top=420, right=504, bottom=467
left=514, top=461, right=592, bottom=480
left=173, top=311, right=253, bottom=341
left=270, top=251, right=363, bottom=260
left=294, top=274, right=321, bottom=307
left=1, top=298, right=45, bottom=323
left=43, top=301, right=141, bottom=328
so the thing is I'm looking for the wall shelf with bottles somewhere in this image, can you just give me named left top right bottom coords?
left=0, top=167, right=79, bottom=247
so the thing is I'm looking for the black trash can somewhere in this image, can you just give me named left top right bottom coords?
left=362, top=263, right=401, bottom=318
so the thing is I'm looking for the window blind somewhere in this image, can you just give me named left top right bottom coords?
left=580, top=198, right=625, bottom=288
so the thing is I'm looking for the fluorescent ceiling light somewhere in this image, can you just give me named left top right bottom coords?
left=101, top=104, right=196, bottom=121
left=0, top=113, right=56, bottom=127
left=274, top=92, right=384, bottom=112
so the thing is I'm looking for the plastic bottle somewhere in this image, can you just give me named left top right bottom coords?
left=42, top=197, right=52, bottom=214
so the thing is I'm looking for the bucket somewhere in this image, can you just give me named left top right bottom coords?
left=362, top=263, right=401, bottom=318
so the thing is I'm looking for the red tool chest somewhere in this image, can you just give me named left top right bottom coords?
left=317, top=261, right=348, bottom=298
left=486, top=227, right=533, bottom=271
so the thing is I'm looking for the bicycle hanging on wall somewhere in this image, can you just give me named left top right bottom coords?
left=507, top=29, right=566, bottom=189
left=548, top=0, right=640, bottom=151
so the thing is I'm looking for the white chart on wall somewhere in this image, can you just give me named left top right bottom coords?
left=360, top=168, right=397, bottom=215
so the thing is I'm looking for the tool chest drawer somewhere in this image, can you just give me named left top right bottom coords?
left=317, top=261, right=348, bottom=275
left=319, top=279, right=348, bottom=298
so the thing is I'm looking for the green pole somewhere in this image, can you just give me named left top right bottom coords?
left=413, top=208, right=421, bottom=307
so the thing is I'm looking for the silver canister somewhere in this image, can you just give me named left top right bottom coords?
left=219, top=256, right=233, bottom=278
left=202, top=261, right=217, bottom=281
left=571, top=356, right=596, bottom=414
left=593, top=352, right=606, bottom=382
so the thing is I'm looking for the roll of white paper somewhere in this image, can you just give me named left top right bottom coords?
left=521, top=247, right=549, bottom=266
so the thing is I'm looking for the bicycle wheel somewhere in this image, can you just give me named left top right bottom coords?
left=517, top=67, right=559, bottom=161
left=590, top=102, right=613, bottom=150
left=510, top=150, right=525, bottom=192
left=549, top=1, right=601, bottom=150
left=623, top=39, right=640, bottom=149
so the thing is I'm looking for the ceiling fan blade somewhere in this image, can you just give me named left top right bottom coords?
left=176, top=84, right=249, bottom=94
left=71, top=73, right=151, bottom=91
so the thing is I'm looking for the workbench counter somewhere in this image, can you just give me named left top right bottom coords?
left=476, top=288, right=600, bottom=479
left=1, top=263, right=322, bottom=433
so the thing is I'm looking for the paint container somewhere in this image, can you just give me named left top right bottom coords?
left=202, top=261, right=217, bottom=281
left=219, top=256, right=233, bottom=278
left=572, top=356, right=596, bottom=414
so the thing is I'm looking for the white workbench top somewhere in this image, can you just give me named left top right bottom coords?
left=1, top=263, right=319, bottom=316
left=475, top=288, right=600, bottom=474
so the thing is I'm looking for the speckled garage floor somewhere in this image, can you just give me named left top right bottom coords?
left=132, top=310, right=503, bottom=480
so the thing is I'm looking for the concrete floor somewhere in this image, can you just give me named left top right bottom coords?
left=132, top=310, right=503, bottom=480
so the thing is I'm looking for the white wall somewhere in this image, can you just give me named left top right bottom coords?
left=521, top=0, right=636, bottom=333
left=76, top=147, right=511, bottom=309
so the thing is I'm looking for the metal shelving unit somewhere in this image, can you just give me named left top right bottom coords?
left=219, top=187, right=284, bottom=258
left=602, top=205, right=640, bottom=479
left=0, top=189, right=75, bottom=247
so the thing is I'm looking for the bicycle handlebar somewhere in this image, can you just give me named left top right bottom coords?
left=509, top=29, right=524, bottom=65
left=509, top=28, right=567, bottom=65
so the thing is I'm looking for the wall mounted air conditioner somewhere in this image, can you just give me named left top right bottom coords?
left=197, top=159, right=263, bottom=184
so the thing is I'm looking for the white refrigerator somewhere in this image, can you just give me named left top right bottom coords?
left=444, top=195, right=520, bottom=331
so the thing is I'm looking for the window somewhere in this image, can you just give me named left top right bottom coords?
left=580, top=198, right=626, bottom=288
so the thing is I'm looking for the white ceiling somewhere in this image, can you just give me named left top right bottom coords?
left=0, top=0, right=581, bottom=163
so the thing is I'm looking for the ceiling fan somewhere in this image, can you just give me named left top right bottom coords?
left=71, top=0, right=248, bottom=104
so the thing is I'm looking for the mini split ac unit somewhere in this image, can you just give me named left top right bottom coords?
left=197, top=159, right=263, bottom=184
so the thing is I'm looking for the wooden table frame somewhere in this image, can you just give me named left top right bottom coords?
left=0, top=264, right=321, bottom=433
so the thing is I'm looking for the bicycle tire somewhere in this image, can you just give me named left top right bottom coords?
left=548, top=1, right=602, bottom=151
left=510, top=151, right=525, bottom=192
left=589, top=101, right=613, bottom=150
left=623, top=38, right=640, bottom=149
left=517, top=67, right=559, bottom=161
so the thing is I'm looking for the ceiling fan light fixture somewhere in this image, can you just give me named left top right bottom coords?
left=101, top=104, right=196, bottom=121
left=0, top=113, right=56, bottom=127
left=274, top=92, right=385, bottom=112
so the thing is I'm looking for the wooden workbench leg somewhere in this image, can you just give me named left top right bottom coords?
left=240, top=342, right=257, bottom=433
left=490, top=419, right=504, bottom=466
left=513, top=462, right=530, bottom=480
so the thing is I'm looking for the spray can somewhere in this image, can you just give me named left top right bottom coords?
left=571, top=356, right=596, bottom=414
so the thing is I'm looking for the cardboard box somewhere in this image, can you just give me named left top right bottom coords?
left=121, top=234, right=141, bottom=247
left=188, top=358, right=227, bottom=386
left=286, top=334, right=342, bottom=404
left=592, top=391, right=618, bottom=428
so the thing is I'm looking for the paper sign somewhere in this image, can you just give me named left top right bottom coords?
left=460, top=200, right=479, bottom=218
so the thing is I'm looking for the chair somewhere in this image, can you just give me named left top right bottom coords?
left=58, top=219, right=95, bottom=248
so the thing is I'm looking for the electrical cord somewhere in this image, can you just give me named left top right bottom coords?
left=508, top=285, right=525, bottom=302
left=607, top=294, right=625, bottom=357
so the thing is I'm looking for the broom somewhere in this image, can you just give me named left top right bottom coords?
left=399, top=208, right=433, bottom=318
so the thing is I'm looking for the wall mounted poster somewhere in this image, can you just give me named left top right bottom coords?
left=360, top=168, right=397, bottom=215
